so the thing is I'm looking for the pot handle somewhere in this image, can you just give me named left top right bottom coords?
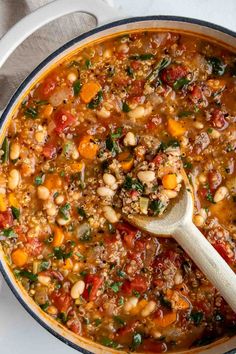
left=0, top=0, right=123, bottom=70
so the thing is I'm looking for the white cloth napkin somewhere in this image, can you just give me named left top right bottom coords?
left=0, top=0, right=114, bottom=109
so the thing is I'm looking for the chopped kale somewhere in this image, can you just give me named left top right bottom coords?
left=59, top=203, right=71, bottom=220
left=131, top=333, right=142, bottom=351
left=77, top=207, right=87, bottom=218
left=129, top=53, right=155, bottom=60
left=1, top=137, right=9, bottom=163
left=208, top=57, right=226, bottom=76
left=147, top=57, right=171, bottom=83
left=19, top=270, right=38, bottom=282
left=87, top=90, right=103, bottom=109
left=11, top=206, right=20, bottom=220
left=190, top=311, right=203, bottom=326
left=73, top=80, right=82, bottom=96
left=150, top=200, right=164, bottom=215
left=54, top=247, right=73, bottom=260
left=173, top=77, right=190, bottom=90
left=25, top=106, right=38, bottom=119
left=110, top=281, right=123, bottom=293
left=122, top=102, right=131, bottom=112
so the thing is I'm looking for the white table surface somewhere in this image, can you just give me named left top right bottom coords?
left=0, top=1, right=236, bottom=354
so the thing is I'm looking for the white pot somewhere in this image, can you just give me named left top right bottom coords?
left=0, top=1, right=235, bottom=353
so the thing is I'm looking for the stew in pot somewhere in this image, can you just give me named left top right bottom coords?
left=0, top=30, right=236, bottom=352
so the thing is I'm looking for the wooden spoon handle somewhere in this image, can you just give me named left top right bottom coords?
left=175, top=221, right=236, bottom=312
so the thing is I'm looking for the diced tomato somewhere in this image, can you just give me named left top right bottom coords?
left=67, top=319, right=81, bottom=334
left=40, top=76, right=57, bottom=98
left=208, top=170, right=222, bottom=190
left=189, top=85, right=202, bottom=103
left=161, top=64, right=187, bottom=86
left=140, top=340, right=167, bottom=352
left=211, top=109, right=228, bottom=130
left=14, top=226, right=27, bottom=243
left=134, top=239, right=146, bottom=252
left=122, top=274, right=148, bottom=295
left=130, top=33, right=142, bottom=41
left=130, top=61, right=141, bottom=70
left=26, top=237, right=43, bottom=256
left=42, top=141, right=57, bottom=159
left=51, top=290, right=72, bottom=313
left=198, top=187, right=208, bottom=199
left=116, top=52, right=127, bottom=60
left=116, top=222, right=138, bottom=248
left=0, top=208, right=13, bottom=229
left=129, top=79, right=145, bottom=96
left=117, top=322, right=136, bottom=336
left=153, top=154, right=164, bottom=165
left=54, top=109, right=76, bottom=134
left=82, top=274, right=103, bottom=301
left=146, top=115, right=162, bottom=131
left=213, top=242, right=232, bottom=263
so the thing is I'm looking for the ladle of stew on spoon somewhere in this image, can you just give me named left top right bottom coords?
left=127, top=169, right=236, bottom=312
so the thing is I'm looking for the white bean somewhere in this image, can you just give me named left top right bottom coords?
left=46, top=205, right=57, bottom=216
left=174, top=271, right=183, bottom=285
left=137, top=171, right=155, bottom=183
left=97, top=107, right=111, bottom=118
left=141, top=300, right=156, bottom=317
left=57, top=217, right=70, bottom=225
left=128, top=106, right=145, bottom=119
left=47, top=306, right=58, bottom=315
left=124, top=296, right=139, bottom=312
left=209, top=128, right=221, bottom=139
left=8, top=169, right=20, bottom=190
left=37, top=186, right=50, bottom=200
left=38, top=275, right=51, bottom=286
left=55, top=195, right=64, bottom=205
left=103, top=173, right=116, bottom=187
left=214, top=186, right=228, bottom=203
left=162, top=189, right=178, bottom=199
left=72, top=149, right=79, bottom=160
left=35, top=131, right=46, bottom=143
left=10, top=142, right=20, bottom=160
left=103, top=206, right=119, bottom=223
left=193, top=214, right=205, bottom=227
left=97, top=186, right=115, bottom=198
left=117, top=43, right=129, bottom=53
left=67, top=72, right=78, bottom=83
left=193, top=121, right=204, bottom=129
left=198, top=173, right=207, bottom=184
left=71, top=280, right=85, bottom=299
left=123, top=132, right=137, bottom=147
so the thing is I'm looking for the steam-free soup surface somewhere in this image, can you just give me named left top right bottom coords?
left=0, top=31, right=236, bottom=352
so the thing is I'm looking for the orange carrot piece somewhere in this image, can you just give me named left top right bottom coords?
left=9, top=193, right=19, bottom=208
left=162, top=174, right=177, bottom=190
left=0, top=194, right=7, bottom=212
left=154, top=311, right=177, bottom=328
left=52, top=226, right=65, bottom=247
left=166, top=289, right=190, bottom=310
left=80, top=81, right=101, bottom=103
left=69, top=161, right=85, bottom=173
left=11, top=249, right=28, bottom=267
left=78, top=135, right=99, bottom=160
left=130, top=299, right=148, bottom=315
left=118, top=151, right=134, bottom=171
left=63, top=258, right=73, bottom=270
left=167, top=118, right=185, bottom=137
left=44, top=174, right=62, bottom=190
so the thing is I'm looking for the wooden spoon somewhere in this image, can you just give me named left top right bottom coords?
left=128, top=174, right=236, bottom=312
